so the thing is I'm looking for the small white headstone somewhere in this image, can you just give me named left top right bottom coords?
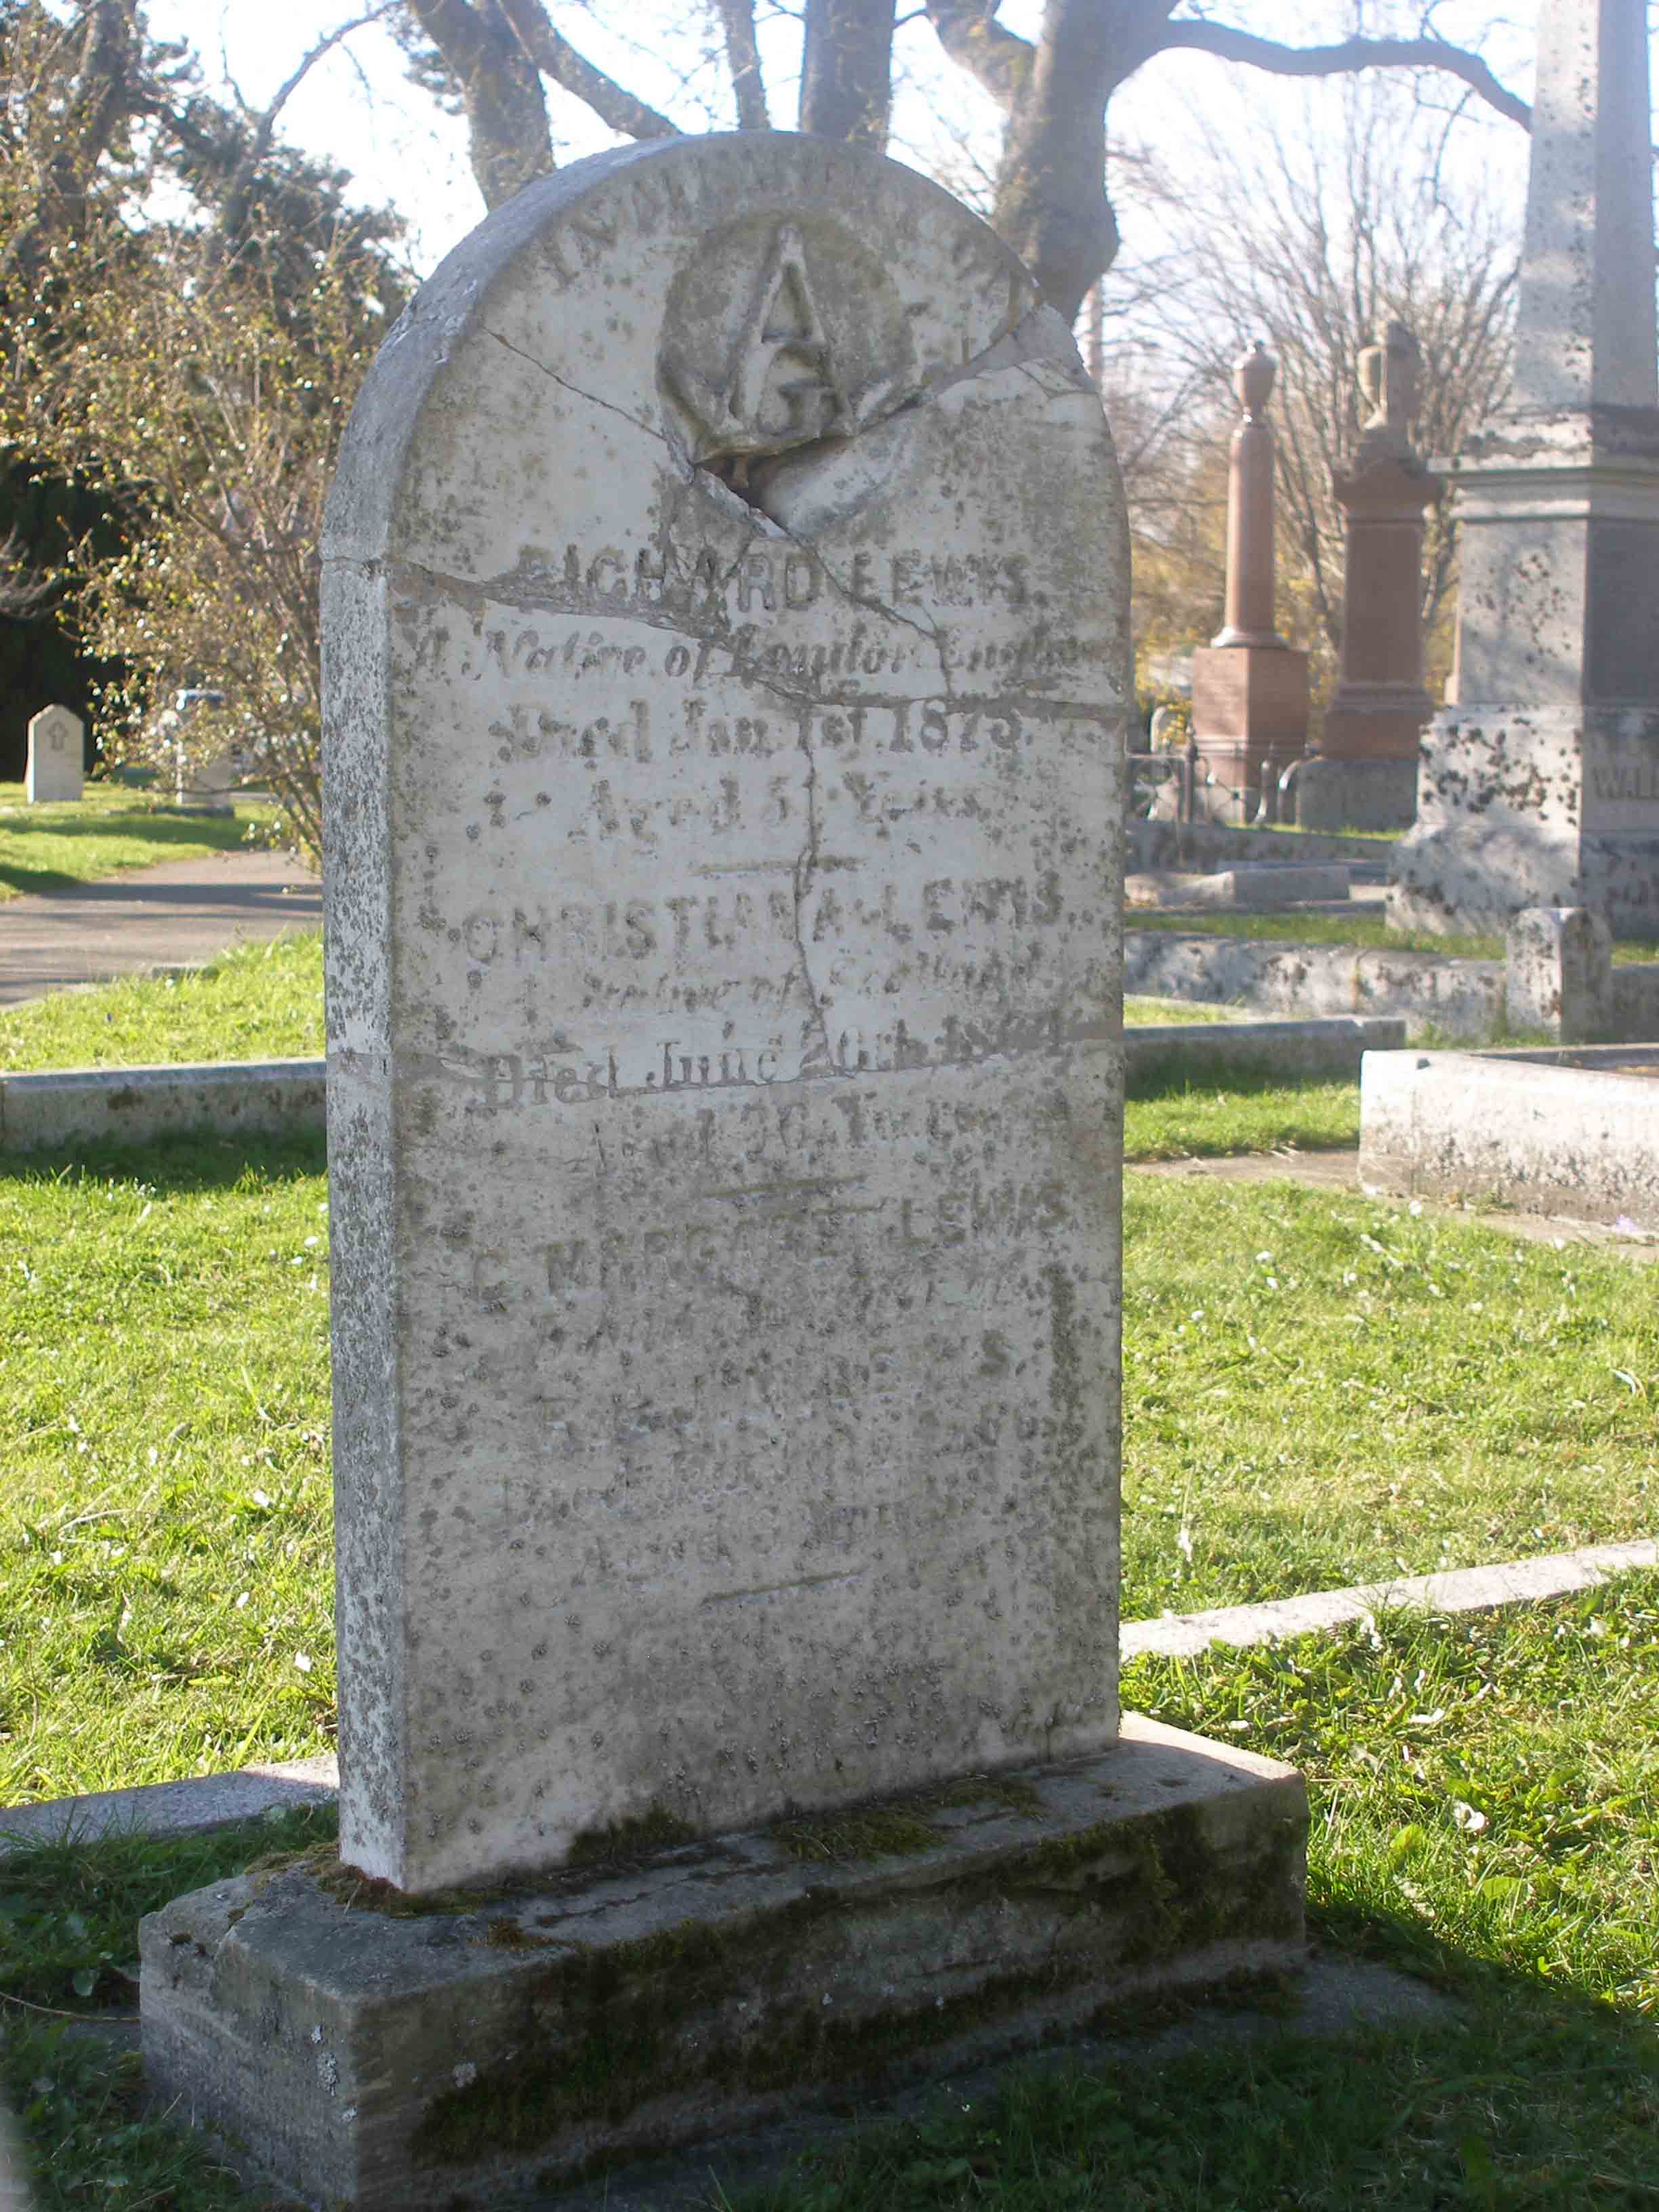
left=24, top=704, right=84, bottom=802
left=323, top=136, right=1130, bottom=1893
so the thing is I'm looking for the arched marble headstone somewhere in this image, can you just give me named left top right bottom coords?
left=323, top=134, right=1129, bottom=1893
left=25, top=703, right=83, bottom=802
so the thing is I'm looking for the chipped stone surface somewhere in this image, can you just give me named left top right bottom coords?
left=138, top=1718, right=1306, bottom=2211
left=1124, top=930, right=1507, bottom=1039
left=320, top=137, right=1128, bottom=1896
left=1505, top=905, right=1614, bottom=1040
left=1391, top=0, right=1659, bottom=938
left=1389, top=705, right=1659, bottom=937
left=24, top=704, right=83, bottom=803
left=1359, top=1044, right=1659, bottom=1224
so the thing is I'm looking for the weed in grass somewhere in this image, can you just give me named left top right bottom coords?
left=0, top=785, right=276, bottom=902
left=0, top=1803, right=337, bottom=2011
left=0, top=1806, right=335, bottom=2211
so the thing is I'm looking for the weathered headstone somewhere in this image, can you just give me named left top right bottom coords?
left=1507, top=905, right=1615, bottom=1040
left=1390, top=0, right=1659, bottom=935
left=141, top=138, right=1306, bottom=2207
left=321, top=132, right=1132, bottom=1898
left=24, top=704, right=83, bottom=802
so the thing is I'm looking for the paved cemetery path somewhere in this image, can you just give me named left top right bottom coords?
left=0, top=849, right=320, bottom=1008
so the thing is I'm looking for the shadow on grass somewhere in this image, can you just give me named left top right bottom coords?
left=1126, top=1054, right=1361, bottom=1105
left=0, top=1128, right=325, bottom=1192
left=0, top=1808, right=1654, bottom=2209
left=726, top=1900, right=1659, bottom=2210
left=0, top=814, right=251, bottom=897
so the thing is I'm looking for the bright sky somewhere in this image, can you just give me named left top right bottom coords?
left=151, top=0, right=1542, bottom=279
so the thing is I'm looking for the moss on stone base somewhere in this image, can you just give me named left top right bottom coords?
left=409, top=1798, right=1303, bottom=2171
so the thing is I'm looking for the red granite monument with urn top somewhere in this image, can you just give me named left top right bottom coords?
left=1189, top=342, right=1309, bottom=822
left=1296, top=323, right=1440, bottom=830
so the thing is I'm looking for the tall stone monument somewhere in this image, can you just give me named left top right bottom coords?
left=1296, top=325, right=1439, bottom=832
left=1391, top=0, right=1659, bottom=935
left=140, top=138, right=1305, bottom=2207
left=24, top=703, right=84, bottom=802
left=1189, top=342, right=1309, bottom=822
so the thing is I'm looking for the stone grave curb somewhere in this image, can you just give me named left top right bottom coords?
left=0, top=1019, right=1404, bottom=1152
left=5, top=1539, right=1650, bottom=1859
left=1123, top=1013, right=1401, bottom=1080
left=0, top=1059, right=325, bottom=1152
left=1359, top=1044, right=1659, bottom=1229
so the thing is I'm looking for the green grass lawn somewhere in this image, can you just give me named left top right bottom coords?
left=0, top=933, right=324, bottom=1071
left=0, top=1138, right=333, bottom=1800
left=3, top=1578, right=1653, bottom=2211
left=1130, top=906, right=1659, bottom=966
left=0, top=781, right=274, bottom=901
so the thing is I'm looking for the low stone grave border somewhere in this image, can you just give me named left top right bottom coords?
left=0, top=1018, right=1406, bottom=1153
left=5, top=1537, right=1649, bottom=1859
left=1360, top=1044, right=1659, bottom=1229
left=1126, top=900, right=1659, bottom=1045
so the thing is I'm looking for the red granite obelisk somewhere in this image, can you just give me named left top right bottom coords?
left=1189, top=343, right=1309, bottom=822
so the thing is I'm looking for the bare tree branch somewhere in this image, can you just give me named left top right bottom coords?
left=923, top=0, right=1031, bottom=109
left=1156, top=24, right=1531, bottom=133
left=496, top=0, right=678, bottom=141
left=214, top=6, right=397, bottom=253
left=402, top=0, right=555, bottom=206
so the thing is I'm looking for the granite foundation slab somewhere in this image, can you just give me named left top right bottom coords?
left=140, top=1715, right=1306, bottom=2212
left=1128, top=823, right=1389, bottom=872
left=0, top=1059, right=326, bottom=1152
left=1125, top=865, right=1350, bottom=910
left=1124, top=1016, right=1402, bottom=1082
left=1359, top=1044, right=1659, bottom=1225
left=1125, top=931, right=1507, bottom=1039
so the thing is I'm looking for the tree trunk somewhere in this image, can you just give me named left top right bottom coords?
left=800, top=0, right=896, bottom=146
left=990, top=0, right=1176, bottom=319
left=403, top=0, right=554, bottom=209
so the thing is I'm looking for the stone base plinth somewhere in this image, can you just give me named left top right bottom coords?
left=1191, top=644, right=1309, bottom=821
left=1292, top=757, right=1418, bottom=834
left=140, top=1717, right=1307, bottom=2211
left=1388, top=705, right=1659, bottom=940
left=1319, top=685, right=1432, bottom=769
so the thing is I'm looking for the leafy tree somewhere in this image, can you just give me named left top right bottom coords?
left=0, top=1, right=407, bottom=857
